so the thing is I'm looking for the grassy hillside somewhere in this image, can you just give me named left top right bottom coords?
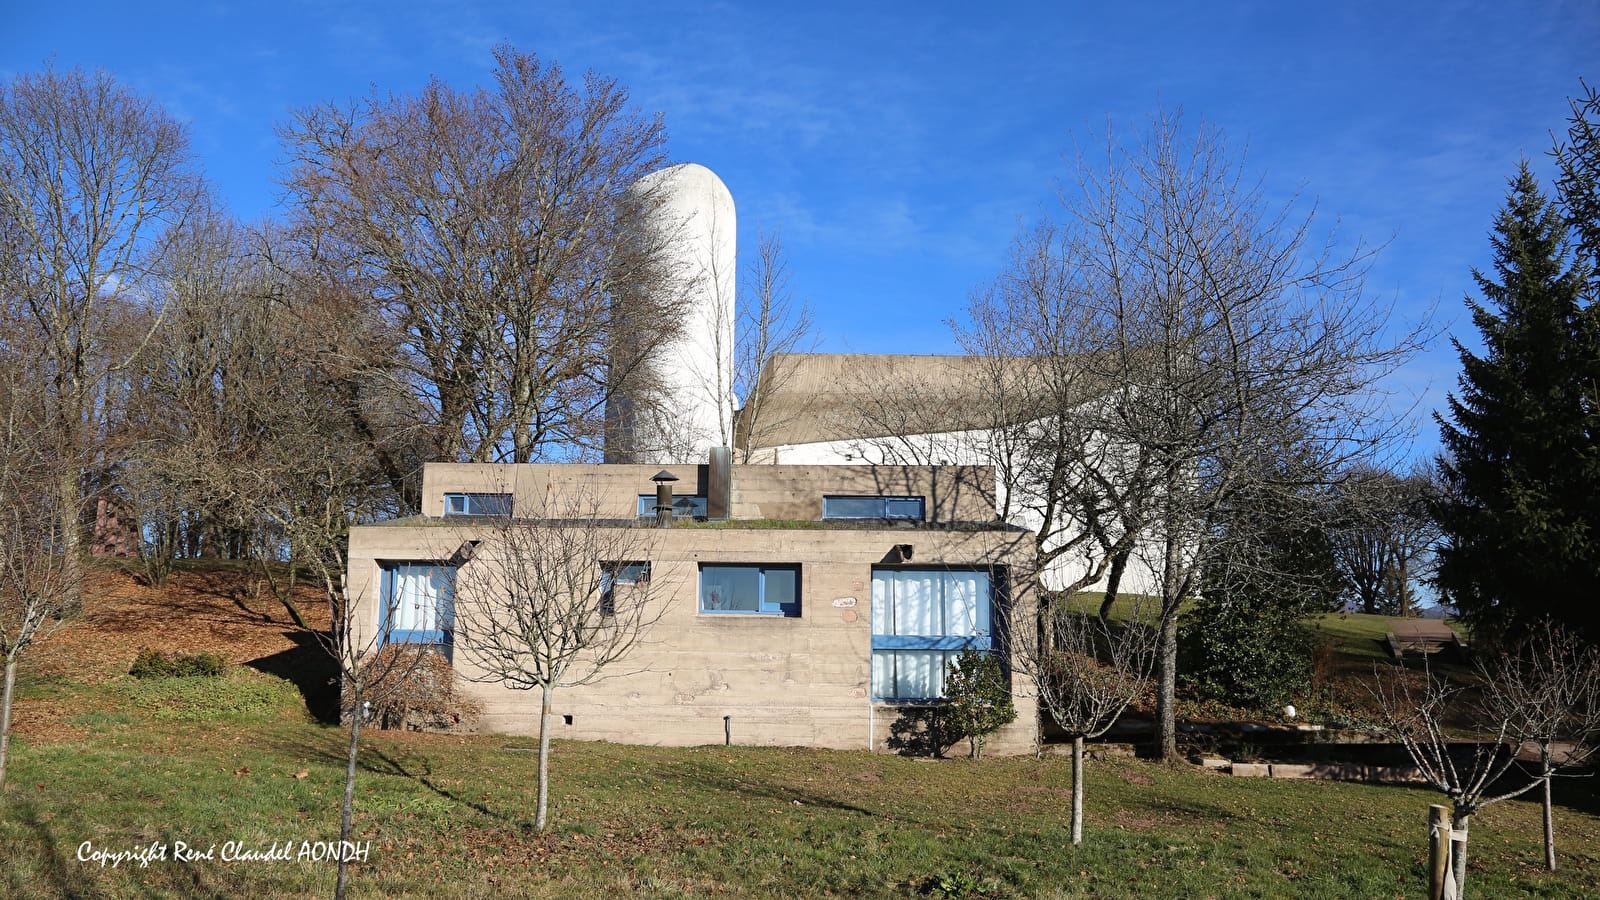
left=1, top=565, right=1594, bottom=898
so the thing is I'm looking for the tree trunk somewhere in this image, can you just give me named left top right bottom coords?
left=335, top=696, right=363, bottom=900
left=1154, top=531, right=1184, bottom=762
left=1397, top=558, right=1413, bottom=617
left=1097, top=550, right=1128, bottom=623
left=1542, top=747, right=1556, bottom=872
left=57, top=463, right=83, bottom=600
left=536, top=684, right=554, bottom=831
left=1450, top=811, right=1470, bottom=898
left=1154, top=609, right=1179, bottom=761
left=0, top=655, right=18, bottom=793
left=1070, top=734, right=1085, bottom=846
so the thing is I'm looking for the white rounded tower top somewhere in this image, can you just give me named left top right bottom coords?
left=604, top=163, right=736, bottom=464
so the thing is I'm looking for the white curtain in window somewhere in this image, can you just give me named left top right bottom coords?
left=874, top=569, right=988, bottom=637
left=898, top=651, right=944, bottom=698
left=871, top=572, right=892, bottom=635
left=944, top=571, right=984, bottom=637
left=879, top=570, right=940, bottom=636
left=390, top=565, right=449, bottom=633
left=871, top=649, right=893, bottom=699
left=873, top=649, right=964, bottom=700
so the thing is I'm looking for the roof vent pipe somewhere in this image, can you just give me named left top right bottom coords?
left=650, top=470, right=679, bottom=528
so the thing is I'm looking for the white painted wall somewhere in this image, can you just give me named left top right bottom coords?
left=760, top=428, right=1163, bottom=598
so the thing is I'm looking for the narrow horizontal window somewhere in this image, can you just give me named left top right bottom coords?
left=823, top=496, right=925, bottom=520
left=700, top=564, right=800, bottom=617
left=443, top=492, right=512, bottom=517
left=637, top=494, right=708, bottom=519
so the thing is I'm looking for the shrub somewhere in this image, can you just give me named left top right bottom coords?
left=943, top=649, right=1016, bottom=760
left=1178, top=597, right=1318, bottom=712
left=350, top=645, right=480, bottom=731
left=119, top=670, right=302, bottom=722
left=129, top=649, right=228, bottom=679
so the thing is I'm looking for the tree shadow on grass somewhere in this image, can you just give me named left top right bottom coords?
left=8, top=800, right=87, bottom=899
left=247, top=632, right=339, bottom=723
left=147, top=826, right=232, bottom=900
left=267, top=732, right=516, bottom=827
left=638, top=758, right=882, bottom=818
left=365, top=745, right=515, bottom=825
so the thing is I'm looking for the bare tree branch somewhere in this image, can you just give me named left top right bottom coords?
left=450, top=494, right=669, bottom=830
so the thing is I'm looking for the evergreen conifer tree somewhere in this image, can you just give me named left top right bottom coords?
left=1554, top=81, right=1599, bottom=289
left=1435, top=161, right=1599, bottom=642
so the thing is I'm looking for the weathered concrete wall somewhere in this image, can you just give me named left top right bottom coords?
left=419, top=461, right=999, bottom=524
left=346, top=518, right=1038, bottom=756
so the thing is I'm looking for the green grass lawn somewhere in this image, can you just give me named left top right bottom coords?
left=4, top=675, right=1597, bottom=899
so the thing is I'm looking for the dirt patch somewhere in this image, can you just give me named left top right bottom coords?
left=1117, top=770, right=1155, bottom=786
left=16, top=564, right=333, bottom=741
left=30, top=565, right=330, bottom=682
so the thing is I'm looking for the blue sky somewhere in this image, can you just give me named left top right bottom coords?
left=4, top=1, right=1596, bottom=457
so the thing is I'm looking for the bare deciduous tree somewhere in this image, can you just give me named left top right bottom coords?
left=122, top=206, right=268, bottom=573
left=196, top=237, right=414, bottom=900
left=961, top=227, right=1163, bottom=610
left=0, top=369, right=81, bottom=793
left=1328, top=462, right=1442, bottom=616
left=984, top=109, right=1423, bottom=760
left=451, top=497, right=668, bottom=831
left=0, top=64, right=202, bottom=567
left=278, top=44, right=684, bottom=471
left=1016, top=600, right=1156, bottom=845
left=733, top=231, right=816, bottom=462
left=1475, top=622, right=1600, bottom=873
left=1371, top=626, right=1600, bottom=896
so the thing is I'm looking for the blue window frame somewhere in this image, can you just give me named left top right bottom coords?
left=600, top=561, right=650, bottom=617
left=870, top=568, right=994, bottom=700
left=700, top=564, right=800, bottom=616
left=443, top=492, right=512, bottom=517
left=637, top=494, right=708, bottom=519
left=379, top=563, right=456, bottom=647
left=823, top=496, right=926, bottom=520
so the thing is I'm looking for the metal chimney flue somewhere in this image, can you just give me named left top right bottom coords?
left=707, top=447, right=731, bottom=521
left=650, top=470, right=679, bottom=527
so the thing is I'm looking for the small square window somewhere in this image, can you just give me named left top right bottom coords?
left=600, top=561, right=650, bottom=617
left=381, top=563, right=456, bottom=649
left=699, top=564, right=800, bottom=616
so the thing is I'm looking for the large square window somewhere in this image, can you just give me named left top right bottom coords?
left=700, top=564, right=800, bottom=616
left=443, top=492, right=512, bottom=517
left=870, top=568, right=993, bottom=700
left=823, top=496, right=925, bottom=520
left=380, top=563, right=456, bottom=647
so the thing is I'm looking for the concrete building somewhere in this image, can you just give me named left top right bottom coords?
left=345, top=457, right=1039, bottom=755
left=737, top=352, right=1163, bottom=596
